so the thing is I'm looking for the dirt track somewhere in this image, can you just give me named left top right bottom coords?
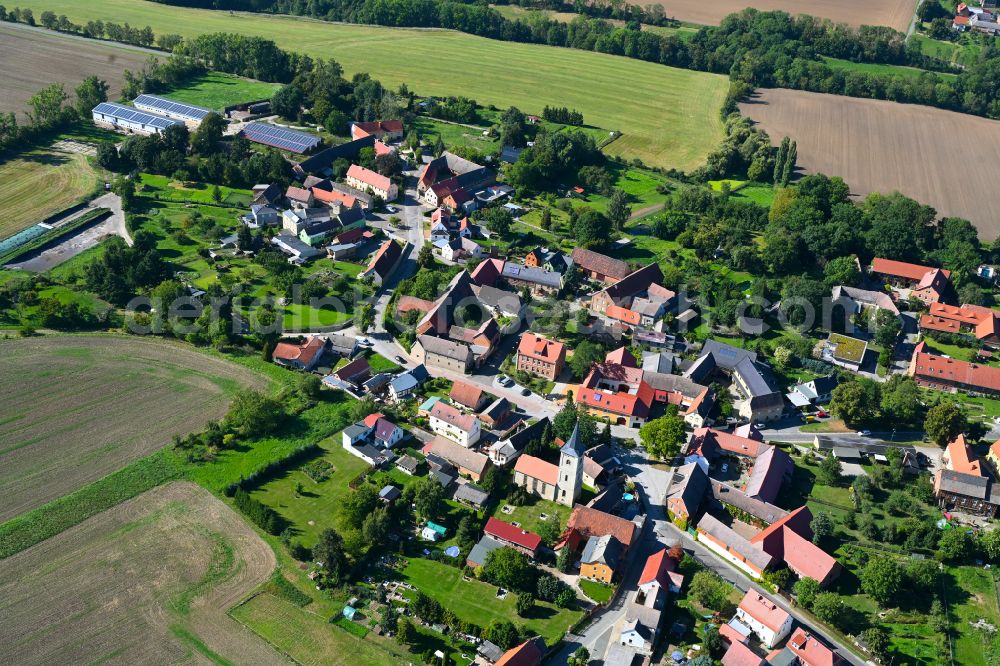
left=740, top=89, right=1000, bottom=240
left=0, top=482, right=283, bottom=665
left=0, top=335, right=267, bottom=522
left=657, top=0, right=915, bottom=31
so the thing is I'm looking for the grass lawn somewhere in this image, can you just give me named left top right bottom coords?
left=579, top=579, right=614, bottom=604
left=364, top=350, right=403, bottom=374
left=247, top=434, right=371, bottom=548
left=138, top=173, right=254, bottom=206
left=490, top=496, right=572, bottom=538
left=922, top=336, right=977, bottom=362
left=576, top=167, right=672, bottom=215
left=411, top=115, right=496, bottom=153
left=282, top=302, right=352, bottom=331
left=23, top=0, right=729, bottom=171
left=401, top=558, right=582, bottom=645
left=821, top=56, right=955, bottom=80
left=912, top=33, right=984, bottom=68
left=164, top=71, right=280, bottom=111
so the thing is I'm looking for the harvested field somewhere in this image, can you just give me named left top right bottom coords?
left=0, top=482, right=282, bottom=665
left=740, top=89, right=1000, bottom=239
left=0, top=22, right=150, bottom=118
left=655, top=0, right=915, bottom=32
left=12, top=0, right=729, bottom=171
left=0, top=335, right=267, bottom=522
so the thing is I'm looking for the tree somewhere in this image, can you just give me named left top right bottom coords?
left=397, top=617, right=416, bottom=645
left=350, top=395, right=380, bottom=421
left=362, top=506, right=391, bottom=546
left=689, top=571, right=730, bottom=612
left=271, top=84, right=304, bottom=120
left=981, top=528, right=1000, bottom=561
left=191, top=112, right=225, bottom=155
left=861, top=557, right=902, bottom=607
left=480, top=466, right=503, bottom=494
left=607, top=188, right=632, bottom=230
left=816, top=454, right=843, bottom=486
left=639, top=414, right=686, bottom=460
left=862, top=627, right=890, bottom=662
left=880, top=375, right=922, bottom=424
left=225, top=389, right=285, bottom=437
left=793, top=577, right=820, bottom=608
left=536, top=517, right=561, bottom=547
left=924, top=402, right=967, bottom=446
left=482, top=547, right=535, bottom=591
left=483, top=206, right=513, bottom=237
left=810, top=512, right=834, bottom=543
left=553, top=402, right=578, bottom=442
left=781, top=140, right=797, bottom=186
left=811, top=592, right=843, bottom=624
left=413, top=477, right=445, bottom=520
left=75, top=75, right=108, bottom=117
left=823, top=255, right=861, bottom=288
left=567, top=646, right=590, bottom=666
left=482, top=619, right=520, bottom=650
left=515, top=592, right=533, bottom=616
left=905, top=558, right=939, bottom=593
left=568, top=341, right=605, bottom=379
left=688, top=657, right=713, bottom=666
left=556, top=546, right=572, bottom=573
left=342, top=484, right=379, bottom=529
left=574, top=209, right=611, bottom=247
left=357, top=303, right=375, bottom=333
left=313, top=528, right=348, bottom=586
left=873, top=308, right=902, bottom=349
left=829, top=379, right=879, bottom=426
left=28, top=83, right=68, bottom=127
left=417, top=243, right=434, bottom=269
left=773, top=136, right=790, bottom=185
left=938, top=528, right=974, bottom=563
left=456, top=515, right=478, bottom=552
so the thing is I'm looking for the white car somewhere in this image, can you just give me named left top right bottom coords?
left=721, top=463, right=729, bottom=473
left=357, top=337, right=373, bottom=347
left=857, top=430, right=871, bottom=436
left=385, top=205, right=397, bottom=213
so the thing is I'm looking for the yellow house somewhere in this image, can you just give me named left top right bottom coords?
left=988, top=441, right=1000, bottom=470
left=580, top=534, right=624, bottom=584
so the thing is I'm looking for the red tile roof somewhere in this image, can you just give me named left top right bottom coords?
left=471, top=258, right=504, bottom=287
left=429, top=401, right=479, bottom=433
left=397, top=295, right=435, bottom=315
left=334, top=357, right=370, bottom=381
left=605, top=347, right=637, bottom=367
left=449, top=381, right=485, bottom=409
left=562, top=504, right=636, bottom=550
left=518, top=333, right=565, bottom=364
left=738, top=590, right=790, bottom=633
left=945, top=434, right=982, bottom=475
left=366, top=239, right=402, bottom=277
left=688, top=427, right=766, bottom=458
left=920, top=302, right=1000, bottom=341
left=347, top=164, right=391, bottom=192
left=751, top=507, right=840, bottom=584
left=787, top=628, right=842, bottom=666
left=311, top=187, right=356, bottom=208
left=571, top=248, right=629, bottom=281
left=638, top=548, right=673, bottom=589
left=373, top=139, right=394, bottom=156
left=606, top=304, right=641, bottom=326
left=514, top=454, right=559, bottom=486
left=720, top=623, right=748, bottom=646
left=578, top=363, right=653, bottom=419
left=495, top=638, right=545, bottom=666
left=872, top=258, right=949, bottom=282
left=722, top=641, right=766, bottom=666
left=911, top=343, right=1000, bottom=392
left=363, top=412, right=386, bottom=428
left=286, top=185, right=312, bottom=202
left=485, top=517, right=543, bottom=552
left=273, top=337, right=325, bottom=364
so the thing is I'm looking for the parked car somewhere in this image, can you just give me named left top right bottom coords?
left=395, top=355, right=407, bottom=364
left=357, top=337, right=373, bottom=347
left=857, top=430, right=871, bottom=436
left=817, top=411, right=829, bottom=418
left=721, top=463, right=729, bottom=473
left=385, top=205, right=397, bottom=213
left=521, top=387, right=531, bottom=396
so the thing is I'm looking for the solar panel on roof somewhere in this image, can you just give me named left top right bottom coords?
left=242, top=122, right=321, bottom=154
left=93, top=102, right=180, bottom=130
left=133, top=94, right=211, bottom=121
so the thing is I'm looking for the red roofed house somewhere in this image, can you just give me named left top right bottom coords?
left=334, top=357, right=371, bottom=384
left=361, top=239, right=403, bottom=286
left=513, top=454, right=559, bottom=501
left=449, top=380, right=488, bottom=411
left=471, top=257, right=505, bottom=287
left=485, top=516, right=542, bottom=558
left=272, top=336, right=327, bottom=371
left=871, top=258, right=951, bottom=305
left=988, top=440, right=1000, bottom=470
left=909, top=341, right=1000, bottom=395
left=605, top=347, right=637, bottom=368
left=350, top=119, right=403, bottom=141
left=750, top=506, right=841, bottom=587
left=637, top=548, right=684, bottom=606
left=687, top=427, right=765, bottom=460
left=577, top=361, right=654, bottom=427
left=516, top=332, right=566, bottom=381
left=345, top=164, right=398, bottom=201
left=311, top=186, right=357, bottom=210
left=734, top=590, right=793, bottom=648
left=397, top=295, right=435, bottom=317
left=557, top=504, right=637, bottom=559
left=495, top=637, right=545, bottom=666
left=606, top=304, right=641, bottom=328
left=362, top=412, right=405, bottom=449
left=943, top=433, right=982, bottom=475
left=919, top=302, right=1000, bottom=347
left=785, top=628, right=843, bottom=666
left=429, top=401, right=482, bottom=446
left=721, top=641, right=766, bottom=666
left=570, top=247, right=629, bottom=284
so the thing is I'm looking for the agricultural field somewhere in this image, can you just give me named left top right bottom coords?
left=0, top=143, right=101, bottom=241
left=649, top=0, right=914, bottom=31
left=0, top=482, right=282, bottom=665
left=0, top=22, right=150, bottom=117
left=821, top=56, right=953, bottom=80
left=14, top=0, right=730, bottom=171
left=740, top=89, right=1000, bottom=239
left=489, top=4, right=701, bottom=39
left=0, top=335, right=266, bottom=522
left=163, top=71, right=281, bottom=111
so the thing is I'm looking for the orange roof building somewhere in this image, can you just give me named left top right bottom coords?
left=919, top=302, right=1000, bottom=345
left=495, top=637, right=545, bottom=666
left=273, top=337, right=326, bottom=371
left=909, top=341, right=1000, bottom=395
left=449, top=381, right=487, bottom=411
left=871, top=258, right=950, bottom=304
left=516, top=332, right=566, bottom=381
left=735, top=590, right=793, bottom=648
left=785, top=628, right=842, bottom=666
left=943, top=434, right=983, bottom=475
left=513, top=454, right=560, bottom=501
left=750, top=507, right=841, bottom=586
left=345, top=164, right=397, bottom=201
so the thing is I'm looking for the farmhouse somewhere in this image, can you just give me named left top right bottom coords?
left=422, top=436, right=490, bottom=482
left=830, top=285, right=900, bottom=317
left=571, top=248, right=629, bottom=284
left=576, top=359, right=654, bottom=427
left=489, top=417, right=551, bottom=467
left=665, top=462, right=709, bottom=526
left=272, top=336, right=327, bottom=371
left=345, top=164, right=398, bottom=201
left=351, top=119, right=403, bottom=141
left=919, top=302, right=1000, bottom=346
left=908, top=341, right=1000, bottom=395
left=733, top=590, right=793, bottom=649
left=418, top=151, right=495, bottom=208
left=557, top=504, right=637, bottom=559
left=133, top=94, right=211, bottom=127
left=414, top=335, right=473, bottom=374
left=92, top=102, right=181, bottom=136
left=580, top=534, right=624, bottom=583
left=449, top=381, right=488, bottom=411
left=516, top=333, right=566, bottom=381
left=360, top=239, right=403, bottom=286
left=524, top=246, right=572, bottom=274
left=484, top=517, right=542, bottom=558
left=686, top=341, right=783, bottom=424
left=870, top=258, right=951, bottom=305
left=590, top=264, right=667, bottom=320
left=363, top=412, right=405, bottom=449
left=428, top=401, right=482, bottom=446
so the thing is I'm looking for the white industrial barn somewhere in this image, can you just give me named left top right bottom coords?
left=91, top=102, right=181, bottom=136
left=133, top=94, right=212, bottom=126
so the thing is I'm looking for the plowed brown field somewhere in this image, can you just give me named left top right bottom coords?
left=657, top=0, right=914, bottom=31
left=0, top=482, right=282, bottom=665
left=0, top=335, right=267, bottom=522
left=740, top=89, right=1000, bottom=239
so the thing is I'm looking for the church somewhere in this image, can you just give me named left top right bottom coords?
left=511, top=422, right=585, bottom=507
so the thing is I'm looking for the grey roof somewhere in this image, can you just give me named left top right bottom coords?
left=363, top=373, right=391, bottom=392
left=710, top=480, right=788, bottom=525
left=453, top=483, right=490, bottom=507
left=743, top=446, right=793, bottom=504
left=491, top=417, right=550, bottom=459
left=426, top=437, right=490, bottom=475
left=702, top=339, right=757, bottom=369
left=478, top=640, right=505, bottom=663
left=352, top=442, right=389, bottom=464
left=621, top=601, right=663, bottom=640
left=389, top=372, right=418, bottom=395
left=396, top=455, right=420, bottom=473
left=379, top=485, right=401, bottom=501
left=327, top=332, right=357, bottom=355
left=733, top=356, right=780, bottom=399
left=696, top=513, right=774, bottom=570
left=409, top=364, right=430, bottom=383
left=271, top=234, right=321, bottom=259
left=482, top=397, right=511, bottom=423
left=642, top=352, right=675, bottom=373
left=581, top=534, right=624, bottom=568
left=643, top=371, right=707, bottom=401
left=467, top=535, right=505, bottom=567
left=474, top=285, right=523, bottom=313
left=631, top=297, right=663, bottom=317
left=344, top=424, right=369, bottom=439
left=561, top=422, right=586, bottom=458
left=666, top=462, right=709, bottom=516
left=418, top=335, right=472, bottom=362
left=938, top=470, right=991, bottom=500
left=501, top=262, right=563, bottom=289
left=586, top=443, right=616, bottom=466
left=92, top=101, right=181, bottom=130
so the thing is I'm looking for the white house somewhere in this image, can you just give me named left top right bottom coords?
left=618, top=601, right=662, bottom=655
left=428, top=401, right=481, bottom=447
left=345, top=164, right=398, bottom=202
left=365, top=413, right=405, bottom=449
left=734, top=590, right=793, bottom=649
